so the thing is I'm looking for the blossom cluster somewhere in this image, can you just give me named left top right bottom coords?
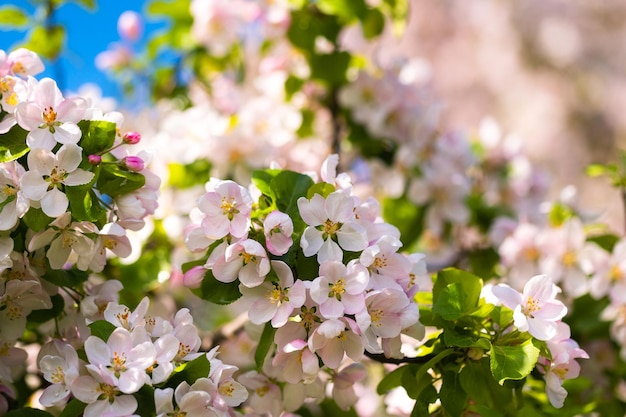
left=183, top=155, right=429, bottom=411
left=38, top=293, right=247, bottom=417
left=0, top=47, right=158, bottom=407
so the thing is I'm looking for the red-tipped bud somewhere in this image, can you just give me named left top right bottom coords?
left=88, top=154, right=102, bottom=165
left=122, top=156, right=144, bottom=171
left=123, top=131, right=141, bottom=145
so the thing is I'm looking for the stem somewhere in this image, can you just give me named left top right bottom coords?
left=364, top=347, right=457, bottom=366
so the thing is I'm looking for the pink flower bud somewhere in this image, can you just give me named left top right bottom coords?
left=88, top=154, right=102, bottom=165
left=122, top=156, right=144, bottom=171
left=123, top=131, right=141, bottom=144
left=117, top=11, right=143, bottom=42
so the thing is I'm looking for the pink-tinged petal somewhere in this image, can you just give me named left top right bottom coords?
left=272, top=304, right=294, bottom=328
left=316, top=319, right=344, bottom=338
left=41, top=188, right=68, bottom=217
left=325, top=191, right=354, bottom=223
left=56, top=144, right=83, bottom=172
left=26, top=128, right=56, bottom=150
left=128, top=341, right=156, bottom=369
left=512, top=306, right=530, bottom=332
left=39, top=384, right=70, bottom=407
left=201, top=215, right=230, bottom=240
left=179, top=391, right=214, bottom=414
left=301, top=227, right=324, bottom=257
left=267, top=233, right=292, bottom=256
left=407, top=179, right=431, bottom=205
left=524, top=275, right=558, bottom=300
left=70, top=375, right=100, bottom=403
left=491, top=284, right=522, bottom=310
left=47, top=235, right=72, bottom=269
left=272, top=260, right=294, bottom=287
left=375, top=315, right=402, bottom=338
left=320, top=298, right=344, bottom=319
left=34, top=78, right=62, bottom=107
left=53, top=123, right=81, bottom=145
left=344, top=332, right=364, bottom=361
left=213, top=258, right=242, bottom=283
left=317, top=237, right=342, bottom=263
left=545, top=372, right=567, bottom=408
left=85, top=336, right=111, bottom=366
left=15, top=101, right=44, bottom=131
left=250, top=299, right=277, bottom=325
left=342, top=293, right=365, bottom=315
left=27, top=228, right=57, bottom=251
left=111, top=395, right=139, bottom=417
left=55, top=99, right=80, bottom=122
left=320, top=339, right=344, bottom=369
left=297, top=194, right=326, bottom=226
left=301, top=349, right=320, bottom=376
left=336, top=222, right=367, bottom=252
left=287, top=280, right=307, bottom=307
left=534, top=301, right=567, bottom=321
left=229, top=215, right=250, bottom=239
left=239, top=262, right=266, bottom=288
left=64, top=169, right=94, bottom=186
left=183, top=266, right=206, bottom=288
left=27, top=147, right=55, bottom=174
left=0, top=201, right=18, bottom=230
left=118, top=367, right=147, bottom=394
left=20, top=171, right=48, bottom=200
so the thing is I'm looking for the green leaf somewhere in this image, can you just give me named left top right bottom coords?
left=309, top=51, right=351, bottom=86
left=270, top=170, right=314, bottom=227
left=587, top=233, right=619, bottom=252
left=287, top=9, right=342, bottom=50
left=6, top=408, right=55, bottom=417
left=382, top=195, right=424, bottom=248
left=147, top=0, right=193, bottom=21
left=88, top=320, right=117, bottom=341
left=377, top=364, right=408, bottom=394
left=252, top=168, right=282, bottom=200
left=168, top=160, right=212, bottom=189
left=255, top=322, right=277, bottom=370
left=361, top=8, right=385, bottom=39
left=20, top=25, right=66, bottom=60
left=97, top=163, right=146, bottom=197
left=432, top=268, right=482, bottom=320
left=0, top=5, right=30, bottom=29
left=443, top=327, right=491, bottom=350
left=78, top=120, right=117, bottom=155
left=585, top=163, right=611, bottom=177
left=285, top=75, right=304, bottom=101
left=196, top=269, right=242, bottom=305
left=0, top=124, right=29, bottom=162
left=66, top=185, right=107, bottom=224
left=306, top=182, right=335, bottom=199
left=402, top=363, right=433, bottom=400
left=439, top=370, right=467, bottom=417
left=134, top=385, right=156, bottom=417
left=41, top=268, right=89, bottom=287
left=489, top=339, right=539, bottom=385
left=460, top=359, right=513, bottom=412
left=59, top=398, right=87, bottom=417
left=27, top=294, right=64, bottom=323
left=317, top=0, right=367, bottom=22
left=22, top=207, right=53, bottom=231
left=68, top=0, right=97, bottom=10
left=166, top=353, right=211, bottom=388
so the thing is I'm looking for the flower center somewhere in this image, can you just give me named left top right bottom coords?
left=561, top=250, right=577, bottom=267
left=218, top=381, right=235, bottom=397
left=97, top=383, right=117, bottom=401
left=523, top=296, right=540, bottom=316
left=220, top=197, right=239, bottom=220
left=329, top=279, right=346, bottom=300
left=46, top=167, right=67, bottom=188
left=522, top=246, right=540, bottom=261
left=610, top=265, right=623, bottom=282
left=241, top=251, right=256, bottom=265
left=323, top=219, right=340, bottom=238
left=110, top=351, right=127, bottom=375
left=370, top=308, right=383, bottom=326
left=266, top=284, right=286, bottom=304
left=42, top=106, right=58, bottom=125
left=51, top=365, right=65, bottom=384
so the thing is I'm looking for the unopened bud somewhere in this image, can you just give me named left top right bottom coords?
left=122, top=156, right=144, bottom=171
left=467, top=347, right=484, bottom=361
left=88, top=154, right=102, bottom=165
left=123, top=131, right=141, bottom=144
left=117, top=11, right=143, bottom=42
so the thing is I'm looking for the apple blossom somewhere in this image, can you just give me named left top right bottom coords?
left=263, top=210, right=293, bottom=256
left=308, top=317, right=364, bottom=369
left=239, top=260, right=306, bottom=327
left=38, top=343, right=80, bottom=407
left=298, top=190, right=368, bottom=263
left=21, top=144, right=95, bottom=218
left=309, top=260, right=369, bottom=319
left=212, top=239, right=270, bottom=287
left=16, top=77, right=85, bottom=150
left=71, top=373, right=138, bottom=417
left=197, top=179, right=253, bottom=240
left=492, top=274, right=568, bottom=341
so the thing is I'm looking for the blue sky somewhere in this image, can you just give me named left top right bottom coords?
left=2, top=1, right=165, bottom=100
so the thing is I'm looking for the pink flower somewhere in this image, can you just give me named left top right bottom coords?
left=239, top=260, right=306, bottom=327
left=71, top=374, right=138, bottom=417
left=212, top=239, right=270, bottom=288
left=117, top=11, right=143, bottom=41
left=298, top=190, right=368, bottom=263
left=197, top=179, right=253, bottom=240
left=263, top=210, right=293, bottom=256
left=492, top=274, right=567, bottom=341
left=16, top=77, right=85, bottom=150
left=38, top=343, right=80, bottom=407
left=122, top=156, right=144, bottom=171
left=7, top=48, right=44, bottom=77
left=308, top=317, right=364, bottom=369
left=309, top=260, right=369, bottom=319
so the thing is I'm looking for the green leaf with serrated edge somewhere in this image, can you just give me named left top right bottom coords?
left=59, top=398, right=87, bottom=417
left=77, top=120, right=117, bottom=155
left=198, top=269, right=242, bottom=305
left=270, top=170, right=314, bottom=220
left=306, top=182, right=335, bottom=199
left=88, top=320, right=117, bottom=342
left=6, top=409, right=54, bottom=417
left=27, top=294, right=64, bottom=323
left=0, top=124, right=29, bottom=162
left=402, top=363, right=431, bottom=400
left=255, top=322, right=277, bottom=370
left=251, top=168, right=281, bottom=200
left=440, top=370, right=467, bottom=417
left=42, top=269, right=89, bottom=287
left=488, top=305, right=514, bottom=330
left=433, top=282, right=477, bottom=320
left=377, top=364, right=409, bottom=394
left=0, top=5, right=29, bottom=29
left=489, top=339, right=539, bottom=385
left=166, top=353, right=211, bottom=388
left=66, top=186, right=107, bottom=224
left=460, top=359, right=513, bottom=411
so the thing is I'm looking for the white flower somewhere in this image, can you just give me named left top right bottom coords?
left=21, top=143, right=94, bottom=218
